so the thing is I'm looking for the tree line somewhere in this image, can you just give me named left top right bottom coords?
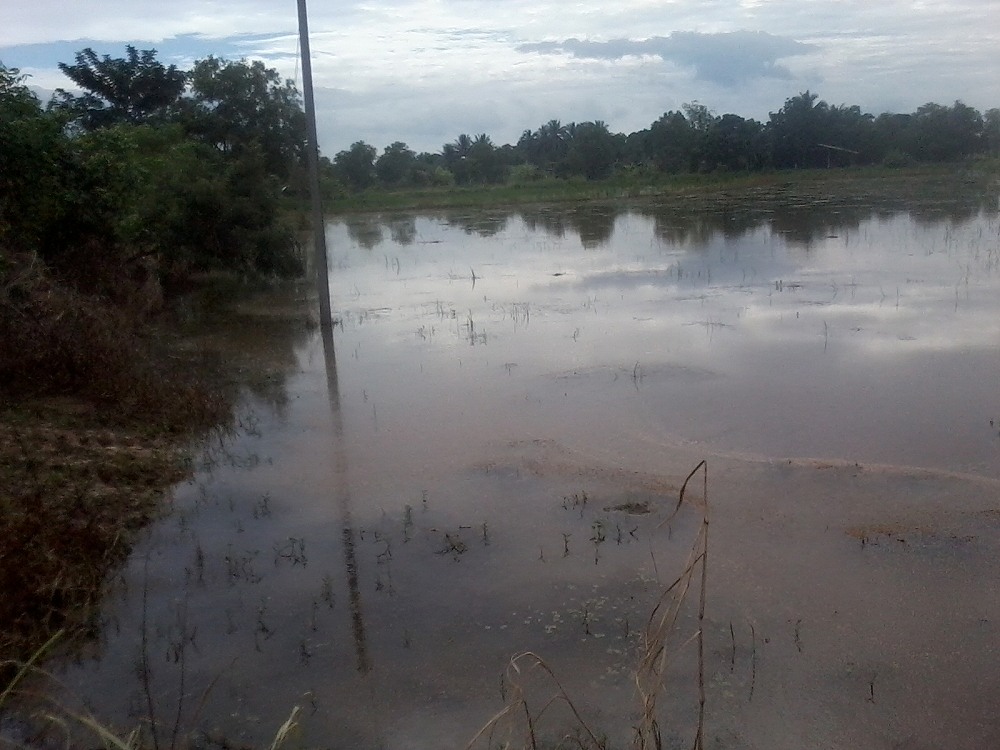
left=331, top=94, right=1000, bottom=191
left=5, top=45, right=1000, bottom=288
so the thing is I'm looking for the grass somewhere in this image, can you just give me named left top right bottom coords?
left=0, top=635, right=302, bottom=750
left=327, top=160, right=1000, bottom=213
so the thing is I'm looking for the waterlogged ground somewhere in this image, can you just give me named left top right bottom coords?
left=47, top=190, right=1000, bottom=749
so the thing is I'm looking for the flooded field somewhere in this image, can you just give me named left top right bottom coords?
left=45, top=192, right=1000, bottom=749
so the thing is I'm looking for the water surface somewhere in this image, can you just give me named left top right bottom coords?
left=51, top=194, right=1000, bottom=749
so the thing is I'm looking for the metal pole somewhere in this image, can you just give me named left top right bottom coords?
left=296, top=0, right=333, bottom=328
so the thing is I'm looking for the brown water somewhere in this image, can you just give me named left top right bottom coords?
left=50, top=196, right=1000, bottom=749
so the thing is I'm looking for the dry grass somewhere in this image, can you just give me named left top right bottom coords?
left=0, top=254, right=237, bottom=682
left=0, top=253, right=231, bottom=433
left=0, top=414, right=196, bottom=677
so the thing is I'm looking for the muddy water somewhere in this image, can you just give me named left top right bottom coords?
left=53, top=197, right=1000, bottom=749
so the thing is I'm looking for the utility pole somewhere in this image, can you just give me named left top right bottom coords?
left=296, top=0, right=369, bottom=673
left=296, top=0, right=333, bottom=328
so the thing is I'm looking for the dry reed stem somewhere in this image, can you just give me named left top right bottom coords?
left=634, top=460, right=708, bottom=750
left=467, top=651, right=605, bottom=750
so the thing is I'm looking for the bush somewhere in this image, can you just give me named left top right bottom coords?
left=882, top=149, right=916, bottom=168
left=0, top=253, right=229, bottom=432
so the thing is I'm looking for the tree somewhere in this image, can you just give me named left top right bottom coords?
left=443, top=134, right=475, bottom=184
left=333, top=141, right=377, bottom=191
left=984, top=109, right=1000, bottom=157
left=645, top=111, right=696, bottom=172
left=683, top=101, right=717, bottom=133
left=468, top=133, right=505, bottom=184
left=563, top=121, right=618, bottom=180
left=766, top=91, right=829, bottom=169
left=536, top=120, right=570, bottom=170
left=516, top=128, right=541, bottom=165
left=907, top=101, right=983, bottom=161
left=186, top=57, right=306, bottom=180
left=1, top=65, right=68, bottom=253
left=376, top=141, right=416, bottom=186
left=702, top=114, right=762, bottom=171
left=49, top=46, right=186, bottom=130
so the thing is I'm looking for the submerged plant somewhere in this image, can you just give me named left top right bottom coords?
left=468, top=461, right=710, bottom=750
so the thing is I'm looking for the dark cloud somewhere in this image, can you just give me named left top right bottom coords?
left=519, top=30, right=817, bottom=87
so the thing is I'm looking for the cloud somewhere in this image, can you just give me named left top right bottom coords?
left=519, top=31, right=817, bottom=86
left=2, top=1, right=997, bottom=156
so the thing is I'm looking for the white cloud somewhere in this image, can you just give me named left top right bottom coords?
left=2, top=0, right=998, bottom=155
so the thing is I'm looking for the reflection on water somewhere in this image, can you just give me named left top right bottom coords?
left=320, top=321, right=371, bottom=675
left=47, top=190, right=1000, bottom=750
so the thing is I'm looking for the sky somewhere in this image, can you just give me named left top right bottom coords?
left=2, top=1, right=998, bottom=157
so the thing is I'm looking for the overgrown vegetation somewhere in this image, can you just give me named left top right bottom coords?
left=0, top=253, right=236, bottom=676
left=0, top=48, right=308, bottom=681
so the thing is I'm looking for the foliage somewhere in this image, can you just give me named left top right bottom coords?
left=1, top=49, right=305, bottom=440
left=2, top=53, right=303, bottom=285
left=186, top=56, right=307, bottom=182
left=0, top=67, right=69, bottom=254
left=332, top=89, right=998, bottom=198
left=644, top=111, right=697, bottom=173
left=376, top=141, right=417, bottom=185
left=702, top=114, right=763, bottom=171
left=334, top=140, right=378, bottom=190
left=123, top=125, right=301, bottom=278
left=562, top=121, right=618, bottom=180
left=49, top=46, right=186, bottom=130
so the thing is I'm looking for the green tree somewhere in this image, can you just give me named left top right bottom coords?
left=334, top=141, right=377, bottom=191
left=984, top=109, right=1000, bottom=157
left=682, top=101, right=717, bottom=134
left=766, top=91, right=831, bottom=169
left=702, top=114, right=762, bottom=171
left=443, top=134, right=475, bottom=184
left=375, top=141, right=416, bottom=186
left=645, top=111, right=696, bottom=172
left=515, top=128, right=541, bottom=165
left=907, top=101, right=983, bottom=161
left=49, top=46, right=186, bottom=130
left=537, top=119, right=569, bottom=168
left=467, top=133, right=505, bottom=184
left=563, top=121, right=618, bottom=180
left=186, top=57, right=306, bottom=181
left=1, top=65, right=68, bottom=253
left=1, top=65, right=146, bottom=281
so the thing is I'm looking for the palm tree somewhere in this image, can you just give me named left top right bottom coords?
left=537, top=119, right=568, bottom=166
left=454, top=133, right=473, bottom=157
